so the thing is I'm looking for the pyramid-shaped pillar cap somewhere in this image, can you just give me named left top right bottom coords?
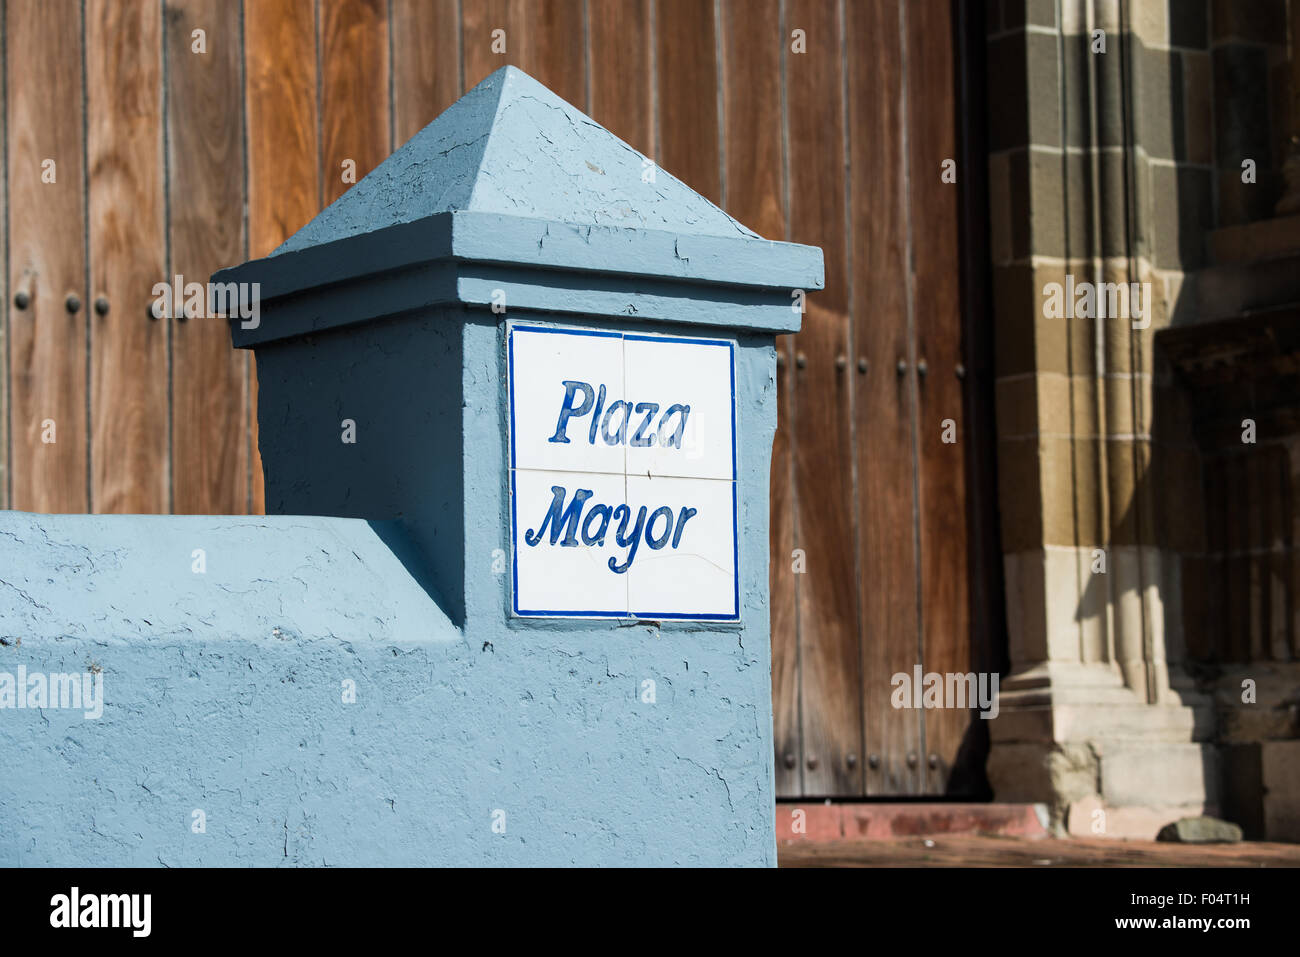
left=219, top=65, right=823, bottom=346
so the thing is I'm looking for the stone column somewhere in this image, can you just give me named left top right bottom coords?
left=984, top=0, right=1215, bottom=837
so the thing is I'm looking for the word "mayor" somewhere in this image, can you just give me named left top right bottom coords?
left=549, top=380, right=690, bottom=447
left=526, top=487, right=696, bottom=574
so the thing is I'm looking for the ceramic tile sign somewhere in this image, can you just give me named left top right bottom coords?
left=507, top=322, right=739, bottom=620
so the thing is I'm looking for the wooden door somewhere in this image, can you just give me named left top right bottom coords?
left=0, top=0, right=993, bottom=797
left=771, top=0, right=996, bottom=798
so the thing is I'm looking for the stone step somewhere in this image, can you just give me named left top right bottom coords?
left=775, top=802, right=1050, bottom=842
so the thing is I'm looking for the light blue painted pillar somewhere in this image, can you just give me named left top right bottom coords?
left=220, top=66, right=825, bottom=866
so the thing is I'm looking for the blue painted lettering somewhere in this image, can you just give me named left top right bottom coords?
left=609, top=504, right=646, bottom=574
left=525, top=485, right=591, bottom=546
left=645, top=506, right=674, bottom=549
left=522, top=485, right=699, bottom=574
left=630, top=402, right=659, bottom=446
left=672, top=506, right=697, bottom=547
left=582, top=503, right=613, bottom=545
left=657, top=404, right=690, bottom=448
left=588, top=383, right=607, bottom=444
left=547, top=381, right=695, bottom=450
left=601, top=399, right=632, bottom=446
left=548, top=382, right=595, bottom=444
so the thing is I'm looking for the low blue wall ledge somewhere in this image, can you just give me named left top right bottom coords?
left=0, top=513, right=774, bottom=866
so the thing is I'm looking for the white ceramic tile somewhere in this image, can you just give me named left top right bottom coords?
left=508, top=323, right=626, bottom=476
left=625, top=474, right=738, bottom=620
left=511, top=468, right=629, bottom=617
left=623, top=333, right=735, bottom=481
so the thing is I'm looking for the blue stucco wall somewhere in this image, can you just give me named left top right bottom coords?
left=0, top=312, right=780, bottom=867
left=0, top=64, right=810, bottom=868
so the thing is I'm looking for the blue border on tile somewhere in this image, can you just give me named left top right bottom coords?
left=507, top=322, right=739, bottom=621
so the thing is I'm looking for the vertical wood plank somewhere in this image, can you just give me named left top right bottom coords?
left=517, top=0, right=584, bottom=108
left=391, top=0, right=462, bottom=145
left=245, top=0, right=321, bottom=513
left=462, top=0, right=522, bottom=90
left=321, top=0, right=390, bottom=205
left=906, top=0, right=970, bottom=793
left=168, top=0, right=249, bottom=514
left=462, top=0, right=584, bottom=106
left=6, top=0, right=89, bottom=513
left=0, top=8, right=7, bottom=508
left=848, top=0, right=923, bottom=795
left=654, top=0, right=721, bottom=204
left=87, top=0, right=167, bottom=514
left=588, top=0, right=653, bottom=155
left=786, top=0, right=859, bottom=796
left=720, top=0, right=792, bottom=793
